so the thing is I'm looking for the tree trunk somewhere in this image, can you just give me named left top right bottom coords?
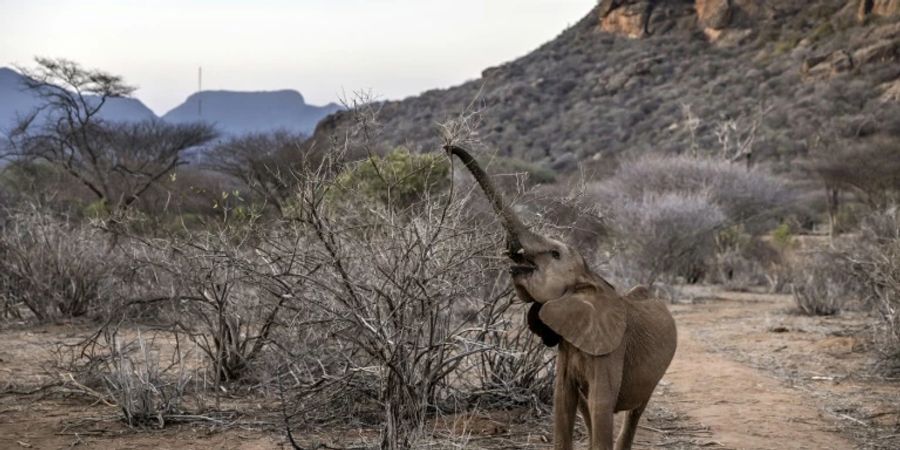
left=380, top=368, right=422, bottom=450
left=827, top=186, right=840, bottom=240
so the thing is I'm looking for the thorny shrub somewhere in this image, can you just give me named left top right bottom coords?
left=100, top=330, right=193, bottom=428
left=791, top=249, right=859, bottom=316
left=844, top=210, right=900, bottom=373
left=0, top=209, right=121, bottom=321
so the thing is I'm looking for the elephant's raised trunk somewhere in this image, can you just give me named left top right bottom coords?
left=445, top=145, right=535, bottom=253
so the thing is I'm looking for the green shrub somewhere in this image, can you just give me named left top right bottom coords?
left=332, top=148, right=450, bottom=209
left=771, top=222, right=794, bottom=250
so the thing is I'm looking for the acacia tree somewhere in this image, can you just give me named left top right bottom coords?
left=807, top=137, right=900, bottom=213
left=205, top=132, right=312, bottom=215
left=10, top=58, right=217, bottom=212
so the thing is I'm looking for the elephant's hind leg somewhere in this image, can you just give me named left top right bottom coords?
left=613, top=403, right=646, bottom=450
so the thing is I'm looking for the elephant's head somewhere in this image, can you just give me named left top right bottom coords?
left=446, top=145, right=626, bottom=355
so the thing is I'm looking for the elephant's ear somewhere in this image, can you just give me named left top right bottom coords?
left=538, top=285, right=626, bottom=356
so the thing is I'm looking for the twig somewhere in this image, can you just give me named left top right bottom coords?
left=0, top=381, right=62, bottom=396
left=61, top=373, right=115, bottom=407
left=638, top=424, right=669, bottom=434
left=834, top=412, right=869, bottom=427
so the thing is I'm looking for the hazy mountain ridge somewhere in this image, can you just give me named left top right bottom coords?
left=0, top=67, right=339, bottom=136
left=307, top=1, right=900, bottom=173
left=163, top=89, right=341, bottom=136
left=0, top=67, right=157, bottom=131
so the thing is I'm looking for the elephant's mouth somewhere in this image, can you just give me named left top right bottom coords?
left=509, top=264, right=536, bottom=277
left=508, top=247, right=536, bottom=277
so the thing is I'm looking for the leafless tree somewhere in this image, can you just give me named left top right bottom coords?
left=806, top=137, right=900, bottom=213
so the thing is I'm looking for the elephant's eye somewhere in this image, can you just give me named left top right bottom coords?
left=550, top=250, right=561, bottom=260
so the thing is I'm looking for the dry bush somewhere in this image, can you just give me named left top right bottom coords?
left=0, top=209, right=120, bottom=321
left=791, top=250, right=859, bottom=316
left=789, top=210, right=900, bottom=371
left=292, top=169, right=510, bottom=450
left=598, top=154, right=791, bottom=233
left=107, top=133, right=539, bottom=449
left=270, top=107, right=550, bottom=448
left=52, top=325, right=202, bottom=428
left=604, top=193, right=726, bottom=286
left=100, top=330, right=193, bottom=428
left=129, top=221, right=305, bottom=386
left=591, top=154, right=792, bottom=286
left=845, top=210, right=900, bottom=372
left=712, top=228, right=786, bottom=292
left=464, top=317, right=555, bottom=411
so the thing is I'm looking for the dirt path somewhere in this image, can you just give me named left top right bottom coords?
left=658, top=290, right=857, bottom=450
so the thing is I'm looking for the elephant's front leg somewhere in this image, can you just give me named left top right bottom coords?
left=553, top=358, right=578, bottom=450
left=588, top=357, right=620, bottom=450
left=587, top=390, right=615, bottom=450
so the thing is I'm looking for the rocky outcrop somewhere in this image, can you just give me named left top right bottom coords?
left=858, top=0, right=900, bottom=21
left=598, top=0, right=744, bottom=40
left=697, top=0, right=732, bottom=29
left=597, top=0, right=806, bottom=41
left=600, top=2, right=651, bottom=39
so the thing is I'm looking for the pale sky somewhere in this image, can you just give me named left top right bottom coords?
left=1, top=0, right=596, bottom=115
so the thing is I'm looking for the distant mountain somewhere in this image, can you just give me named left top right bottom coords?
left=163, top=90, right=342, bottom=136
left=0, top=67, right=157, bottom=132
left=1, top=67, right=341, bottom=137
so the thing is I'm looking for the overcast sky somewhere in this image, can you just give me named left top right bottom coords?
left=1, top=0, right=595, bottom=115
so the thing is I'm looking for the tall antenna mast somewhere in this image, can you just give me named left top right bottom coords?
left=197, top=66, right=203, bottom=117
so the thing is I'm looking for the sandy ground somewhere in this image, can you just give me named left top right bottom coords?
left=1, top=288, right=898, bottom=449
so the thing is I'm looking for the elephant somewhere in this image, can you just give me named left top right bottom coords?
left=446, top=145, right=677, bottom=450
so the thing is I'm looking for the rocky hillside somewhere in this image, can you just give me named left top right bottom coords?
left=308, top=0, right=900, bottom=173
